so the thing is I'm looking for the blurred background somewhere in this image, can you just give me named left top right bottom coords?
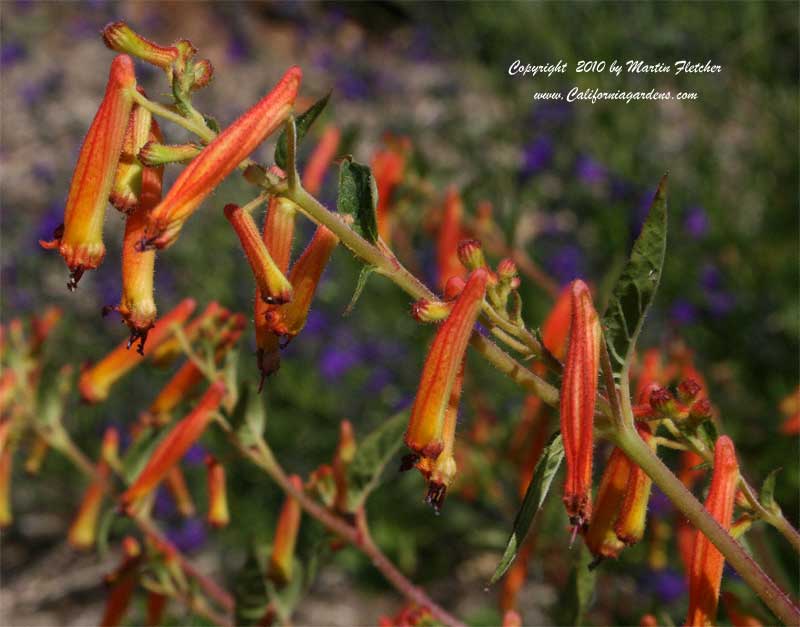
left=1, top=2, right=798, bottom=625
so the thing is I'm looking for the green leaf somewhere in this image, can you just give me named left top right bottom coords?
left=120, top=427, right=168, bottom=484
left=602, top=175, right=668, bottom=377
left=343, top=265, right=376, bottom=316
left=760, top=468, right=782, bottom=513
left=695, top=419, right=719, bottom=453
left=346, top=412, right=408, bottom=511
left=233, top=549, right=270, bottom=627
left=228, top=383, right=266, bottom=448
left=337, top=158, right=379, bottom=244
left=266, top=559, right=305, bottom=623
left=564, top=544, right=596, bottom=626
left=96, top=506, right=120, bottom=558
left=488, top=434, right=564, bottom=585
left=274, top=92, right=331, bottom=169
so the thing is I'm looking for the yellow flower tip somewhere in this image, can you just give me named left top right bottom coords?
left=268, top=474, right=303, bottom=586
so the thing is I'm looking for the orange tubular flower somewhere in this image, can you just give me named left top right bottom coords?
left=40, top=55, right=137, bottom=290
left=371, top=135, right=409, bottom=243
left=24, top=435, right=49, bottom=475
left=685, top=436, right=739, bottom=627
left=302, top=126, right=341, bottom=195
left=146, top=592, right=168, bottom=627
left=437, top=187, right=465, bottom=290
left=333, top=420, right=356, bottom=514
left=225, top=203, right=293, bottom=305
left=100, top=537, right=142, bottom=627
left=121, top=380, right=226, bottom=509
left=268, top=475, right=303, bottom=585
left=614, top=426, right=655, bottom=546
left=405, top=269, right=488, bottom=461
left=165, top=467, right=195, bottom=517
left=150, top=301, right=224, bottom=367
left=110, top=98, right=153, bottom=213
left=146, top=360, right=204, bottom=424
left=541, top=284, right=573, bottom=363
left=584, top=446, right=630, bottom=559
left=114, top=120, right=164, bottom=345
left=79, top=298, right=196, bottom=403
left=0, top=448, right=12, bottom=527
left=205, top=454, right=229, bottom=528
left=264, top=226, right=339, bottom=337
left=144, top=67, right=302, bottom=249
left=560, top=280, right=601, bottom=530
left=30, top=306, right=63, bottom=355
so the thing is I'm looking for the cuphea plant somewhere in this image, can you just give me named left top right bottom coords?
left=1, top=21, right=797, bottom=627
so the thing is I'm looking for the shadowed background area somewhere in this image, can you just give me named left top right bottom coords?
left=1, top=2, right=797, bottom=625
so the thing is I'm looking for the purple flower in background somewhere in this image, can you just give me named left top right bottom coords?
left=545, top=244, right=584, bottom=286
left=700, top=263, right=722, bottom=291
left=319, top=345, right=361, bottom=382
left=670, top=299, right=697, bottom=325
left=20, top=72, right=63, bottom=107
left=167, top=518, right=207, bottom=553
left=575, top=154, right=607, bottom=185
left=1, top=42, right=26, bottom=67
left=367, top=367, right=393, bottom=393
left=154, top=485, right=176, bottom=519
left=520, top=136, right=553, bottom=178
left=683, top=205, right=709, bottom=239
left=648, top=487, right=672, bottom=518
left=643, top=569, right=686, bottom=604
left=183, top=443, right=207, bottom=466
left=38, top=199, right=65, bottom=242
left=531, top=100, right=572, bottom=126
left=706, top=291, right=736, bottom=317
left=227, top=36, right=250, bottom=62
left=337, top=71, right=371, bottom=100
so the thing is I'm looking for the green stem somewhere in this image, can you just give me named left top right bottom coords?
left=283, top=184, right=562, bottom=409
left=613, top=426, right=800, bottom=625
left=131, top=90, right=216, bottom=143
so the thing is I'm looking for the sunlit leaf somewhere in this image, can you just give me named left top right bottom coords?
left=337, top=158, right=379, bottom=244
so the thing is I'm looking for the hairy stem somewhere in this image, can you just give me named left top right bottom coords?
left=223, top=425, right=464, bottom=627
left=613, top=425, right=800, bottom=625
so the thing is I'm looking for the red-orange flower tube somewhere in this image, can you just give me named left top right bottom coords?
left=560, top=279, right=601, bottom=530
left=436, top=187, right=465, bottom=290
left=583, top=446, right=630, bottom=559
left=165, top=466, right=195, bottom=517
left=114, top=120, right=164, bottom=345
left=302, top=126, right=341, bottom=195
left=102, top=22, right=179, bottom=70
left=68, top=459, right=110, bottom=549
left=225, top=203, right=293, bottom=305
left=40, top=55, right=137, bottom=290
left=79, top=298, right=196, bottom=403
left=205, top=454, right=229, bottom=528
left=405, top=269, right=488, bottom=460
left=110, top=98, right=153, bottom=213
left=268, top=474, right=303, bottom=585
left=685, top=435, right=739, bottom=627
left=264, top=225, right=339, bottom=338
left=121, top=380, right=226, bottom=509
left=144, top=67, right=302, bottom=249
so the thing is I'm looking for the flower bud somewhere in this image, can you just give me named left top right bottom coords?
left=79, top=299, right=196, bottom=403
left=437, top=187, right=464, bottom=290
left=677, top=378, right=702, bottom=404
left=225, top=203, right=293, bottom=305
left=165, top=466, right=195, bottom=517
left=144, top=67, right=302, bottom=249
left=109, top=97, right=153, bottom=213
left=68, top=459, right=109, bottom=549
left=333, top=420, right=356, bottom=513
left=560, top=280, right=601, bottom=529
left=40, top=55, right=136, bottom=289
left=685, top=436, right=739, bottom=627
left=121, top=381, right=225, bottom=509
left=635, top=349, right=664, bottom=403
left=102, top=22, right=179, bottom=70
left=457, top=239, right=486, bottom=271
left=411, top=299, right=453, bottom=323
left=302, top=126, right=340, bottom=195
left=191, top=59, right=214, bottom=90
left=688, top=398, right=713, bottom=423
left=497, top=258, right=518, bottom=282
left=137, top=141, right=202, bottom=167
left=268, top=475, right=303, bottom=585
left=205, top=455, right=229, bottom=528
left=648, top=386, right=676, bottom=416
